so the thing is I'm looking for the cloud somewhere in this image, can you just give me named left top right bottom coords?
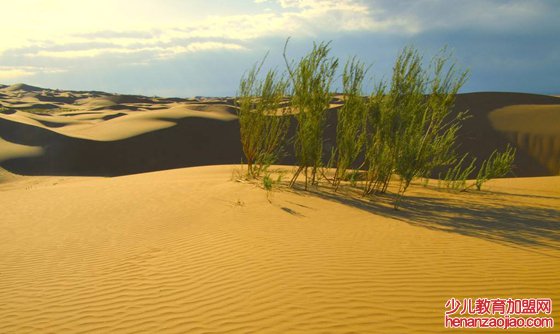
left=25, top=42, right=246, bottom=59
left=0, top=0, right=388, bottom=72
left=0, top=68, right=35, bottom=80
left=0, top=0, right=406, bottom=59
left=0, top=0, right=557, bottom=95
left=366, top=0, right=560, bottom=34
left=0, top=66, right=65, bottom=80
left=3, top=0, right=558, bottom=59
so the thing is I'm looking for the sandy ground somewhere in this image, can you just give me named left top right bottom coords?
left=0, top=165, right=558, bottom=333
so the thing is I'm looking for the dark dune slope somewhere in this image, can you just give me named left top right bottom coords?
left=452, top=92, right=560, bottom=177
left=0, top=116, right=242, bottom=176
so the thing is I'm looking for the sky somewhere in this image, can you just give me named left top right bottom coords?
left=0, top=0, right=559, bottom=97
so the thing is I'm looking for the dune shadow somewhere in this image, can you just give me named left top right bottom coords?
left=33, top=119, right=68, bottom=128
left=102, top=112, right=127, bottom=121
left=0, top=115, right=243, bottom=176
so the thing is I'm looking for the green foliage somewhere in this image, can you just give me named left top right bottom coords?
left=283, top=39, right=339, bottom=189
left=475, top=145, right=516, bottom=190
left=441, top=153, right=477, bottom=191
left=332, top=57, right=368, bottom=190
left=236, top=41, right=488, bottom=211
left=363, top=82, right=393, bottom=195
left=262, top=168, right=286, bottom=203
left=363, top=46, right=468, bottom=209
left=237, top=56, right=290, bottom=178
left=263, top=173, right=274, bottom=191
left=343, top=170, right=363, bottom=187
left=392, top=47, right=468, bottom=209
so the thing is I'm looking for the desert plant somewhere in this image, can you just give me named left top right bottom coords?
left=237, top=41, right=476, bottom=210
left=391, top=47, right=468, bottom=209
left=441, top=153, right=477, bottom=191
left=283, top=39, right=339, bottom=189
left=363, top=82, right=393, bottom=195
left=332, top=57, right=368, bottom=190
left=262, top=168, right=284, bottom=203
left=361, top=46, right=468, bottom=209
left=237, top=57, right=290, bottom=178
left=263, top=173, right=274, bottom=191
left=474, top=145, right=516, bottom=190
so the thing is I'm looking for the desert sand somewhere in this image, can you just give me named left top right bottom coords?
left=1, top=83, right=559, bottom=333
left=0, top=165, right=558, bottom=333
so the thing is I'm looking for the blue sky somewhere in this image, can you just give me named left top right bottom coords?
left=0, top=0, right=558, bottom=97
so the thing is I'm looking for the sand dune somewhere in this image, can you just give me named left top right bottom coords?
left=0, top=85, right=242, bottom=175
left=489, top=104, right=560, bottom=174
left=0, top=165, right=558, bottom=333
left=452, top=92, right=560, bottom=177
left=2, top=83, right=43, bottom=92
left=1, top=84, right=559, bottom=177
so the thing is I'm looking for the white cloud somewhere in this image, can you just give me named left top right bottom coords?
left=25, top=42, right=246, bottom=59
left=0, top=66, right=65, bottom=80
left=1, top=0, right=556, bottom=68
left=31, top=48, right=135, bottom=59
left=171, top=42, right=246, bottom=54
left=0, top=68, right=35, bottom=80
left=0, top=0, right=404, bottom=60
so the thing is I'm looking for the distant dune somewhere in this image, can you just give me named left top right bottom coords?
left=0, top=84, right=241, bottom=175
left=453, top=92, right=560, bottom=176
left=489, top=104, right=560, bottom=174
left=1, top=83, right=43, bottom=92
left=1, top=165, right=558, bottom=333
left=1, top=84, right=559, bottom=176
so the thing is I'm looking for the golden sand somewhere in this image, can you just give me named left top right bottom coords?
left=1, top=165, right=558, bottom=333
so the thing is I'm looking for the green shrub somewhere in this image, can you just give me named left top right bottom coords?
left=362, top=46, right=468, bottom=209
left=237, top=57, right=290, bottom=178
left=363, top=82, right=393, bottom=195
left=237, top=41, right=481, bottom=211
left=332, top=57, right=368, bottom=190
left=283, top=39, right=339, bottom=189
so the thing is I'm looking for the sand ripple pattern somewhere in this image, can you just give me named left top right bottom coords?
left=1, top=166, right=559, bottom=333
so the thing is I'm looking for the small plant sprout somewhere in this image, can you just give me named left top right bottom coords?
left=263, top=174, right=273, bottom=191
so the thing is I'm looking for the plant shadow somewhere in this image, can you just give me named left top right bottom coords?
left=289, top=183, right=560, bottom=253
